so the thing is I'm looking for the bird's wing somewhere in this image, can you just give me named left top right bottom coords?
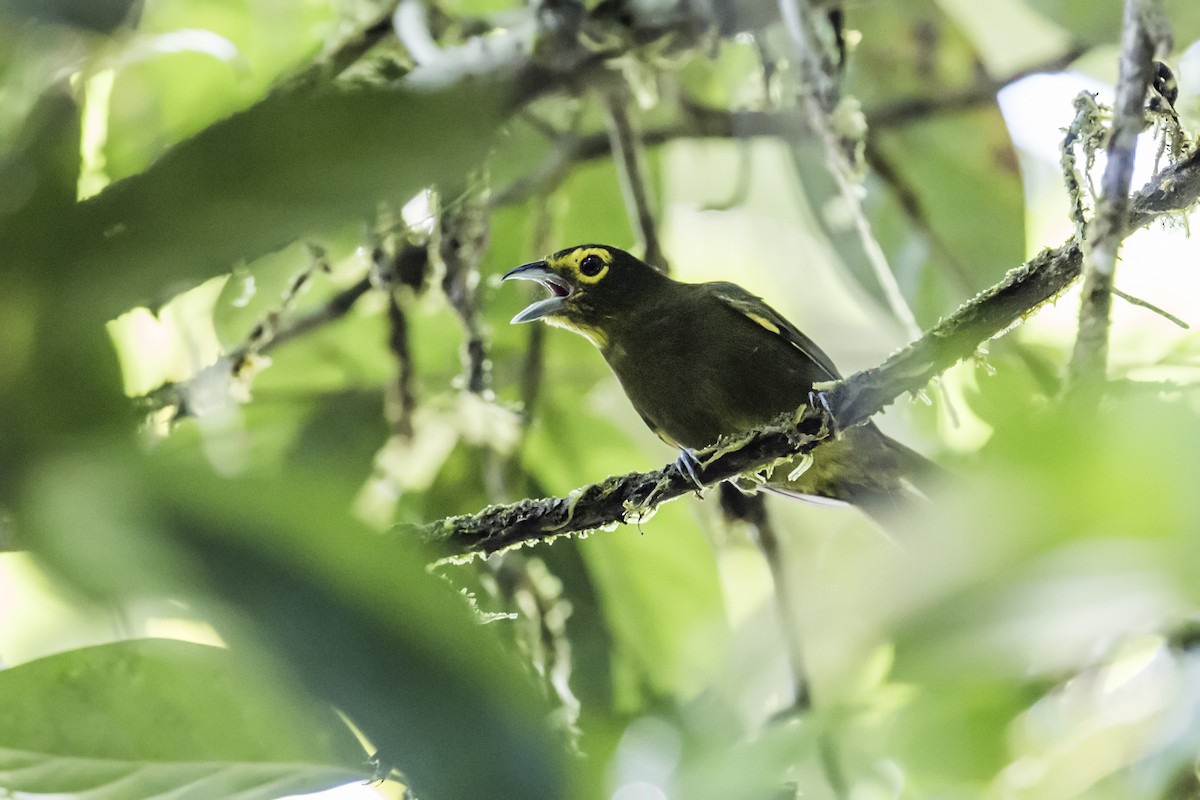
left=636, top=408, right=684, bottom=450
left=706, top=282, right=842, bottom=381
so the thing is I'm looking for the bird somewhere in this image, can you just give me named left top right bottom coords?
left=502, top=243, right=939, bottom=522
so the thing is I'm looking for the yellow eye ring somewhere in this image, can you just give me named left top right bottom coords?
left=568, top=247, right=610, bottom=283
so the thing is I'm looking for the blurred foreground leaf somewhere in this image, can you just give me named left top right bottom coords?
left=2, top=80, right=510, bottom=322
left=0, top=0, right=138, bottom=33
left=22, top=444, right=567, bottom=800
left=0, top=639, right=366, bottom=800
left=0, top=77, right=512, bottom=471
left=831, top=394, right=1200, bottom=794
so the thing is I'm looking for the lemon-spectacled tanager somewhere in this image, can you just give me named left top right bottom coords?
left=503, top=244, right=938, bottom=519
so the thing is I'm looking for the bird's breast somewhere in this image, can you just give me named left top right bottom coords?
left=601, top=304, right=817, bottom=449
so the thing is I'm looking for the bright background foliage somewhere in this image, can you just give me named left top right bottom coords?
left=3, top=1, right=1200, bottom=799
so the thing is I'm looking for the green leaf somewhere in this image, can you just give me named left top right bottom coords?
left=933, top=0, right=1072, bottom=75
left=885, top=679, right=1028, bottom=790
left=848, top=0, right=984, bottom=110
left=36, top=81, right=511, bottom=319
left=870, top=106, right=1026, bottom=321
left=104, top=0, right=338, bottom=179
left=1017, top=0, right=1200, bottom=48
left=835, top=0, right=1028, bottom=323
left=22, top=446, right=568, bottom=800
left=0, top=639, right=366, bottom=799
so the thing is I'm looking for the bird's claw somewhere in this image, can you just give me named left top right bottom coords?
left=675, top=449, right=705, bottom=493
left=367, top=751, right=402, bottom=785
left=808, top=389, right=840, bottom=436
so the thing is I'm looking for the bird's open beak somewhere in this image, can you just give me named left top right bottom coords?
left=502, top=261, right=574, bottom=323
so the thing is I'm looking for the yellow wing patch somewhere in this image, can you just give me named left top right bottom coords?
left=548, top=246, right=612, bottom=285
left=744, top=312, right=781, bottom=335
left=711, top=281, right=841, bottom=380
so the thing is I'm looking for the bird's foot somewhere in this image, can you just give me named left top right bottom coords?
left=675, top=448, right=706, bottom=494
left=808, top=388, right=840, bottom=437
left=367, top=751, right=405, bottom=786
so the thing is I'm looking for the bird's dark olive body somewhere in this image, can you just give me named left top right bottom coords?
left=504, top=245, right=935, bottom=516
left=600, top=280, right=828, bottom=447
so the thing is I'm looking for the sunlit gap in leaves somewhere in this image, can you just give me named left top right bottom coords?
left=608, top=716, right=682, bottom=800
left=995, top=634, right=1189, bottom=798
left=1000, top=71, right=1200, bottom=387
left=77, top=69, right=115, bottom=200
left=401, top=189, right=436, bottom=236
left=107, top=275, right=251, bottom=475
left=107, top=277, right=226, bottom=398
left=0, top=553, right=225, bottom=666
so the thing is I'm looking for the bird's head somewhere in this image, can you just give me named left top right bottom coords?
left=502, top=245, right=663, bottom=346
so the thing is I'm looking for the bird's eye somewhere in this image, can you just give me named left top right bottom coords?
left=580, top=254, right=605, bottom=277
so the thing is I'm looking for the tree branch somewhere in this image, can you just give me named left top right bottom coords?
left=1065, top=0, right=1165, bottom=402
left=384, top=279, right=417, bottom=438
left=774, top=3, right=926, bottom=340
left=491, top=42, right=1093, bottom=209
left=404, top=150, right=1200, bottom=558
left=439, top=182, right=493, bottom=396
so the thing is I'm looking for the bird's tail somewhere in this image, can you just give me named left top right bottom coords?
left=759, top=423, right=943, bottom=528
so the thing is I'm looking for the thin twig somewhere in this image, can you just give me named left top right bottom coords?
left=489, top=554, right=583, bottom=747
left=439, top=182, right=493, bottom=395
left=741, top=22, right=852, bottom=793
left=602, top=84, right=669, bottom=273
left=137, top=271, right=374, bottom=414
left=862, top=142, right=978, bottom=296
left=777, top=0, right=840, bottom=114
left=277, top=3, right=403, bottom=91
left=777, top=0, right=922, bottom=346
left=402, top=149, right=1200, bottom=557
left=246, top=273, right=372, bottom=358
left=1112, top=287, right=1189, bottom=328
left=715, top=484, right=852, bottom=794
left=382, top=249, right=417, bottom=438
left=753, top=520, right=811, bottom=714
left=228, top=245, right=331, bottom=373
left=492, top=43, right=1098, bottom=211
left=718, top=485, right=812, bottom=710
left=1066, top=0, right=1163, bottom=403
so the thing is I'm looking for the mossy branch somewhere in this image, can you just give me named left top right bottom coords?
left=1066, top=0, right=1165, bottom=403
left=403, top=149, right=1200, bottom=558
